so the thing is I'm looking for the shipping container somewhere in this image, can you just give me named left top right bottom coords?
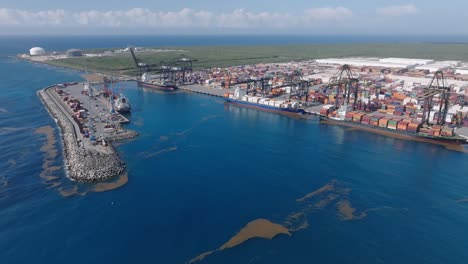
left=345, top=112, right=355, bottom=121
left=362, top=115, right=371, bottom=123
left=397, top=121, right=409, bottom=131
left=379, top=118, right=389, bottom=128
left=353, top=114, right=364, bottom=123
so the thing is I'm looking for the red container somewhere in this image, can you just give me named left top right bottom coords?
left=397, top=121, right=409, bottom=131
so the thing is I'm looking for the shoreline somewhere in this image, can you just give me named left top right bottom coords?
left=37, top=85, right=136, bottom=183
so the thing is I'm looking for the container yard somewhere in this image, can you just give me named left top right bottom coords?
left=178, top=57, right=468, bottom=144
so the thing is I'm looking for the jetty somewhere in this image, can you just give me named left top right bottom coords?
left=37, top=82, right=138, bottom=183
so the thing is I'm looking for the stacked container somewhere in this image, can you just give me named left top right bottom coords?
left=370, top=116, right=381, bottom=126
left=361, top=115, right=371, bottom=125
left=345, top=112, right=355, bottom=121
left=432, top=126, right=442, bottom=137
left=353, top=113, right=364, bottom=123
left=407, top=122, right=421, bottom=133
left=441, top=127, right=454, bottom=137
left=387, top=119, right=399, bottom=130
left=379, top=117, right=390, bottom=128
left=397, top=121, right=409, bottom=131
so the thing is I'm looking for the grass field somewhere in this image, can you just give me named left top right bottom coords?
left=47, top=43, right=468, bottom=76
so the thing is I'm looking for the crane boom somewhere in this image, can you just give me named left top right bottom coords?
left=129, top=47, right=140, bottom=69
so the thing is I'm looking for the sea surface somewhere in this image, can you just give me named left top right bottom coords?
left=1, top=36, right=468, bottom=264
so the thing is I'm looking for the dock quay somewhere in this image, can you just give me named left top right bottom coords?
left=37, top=82, right=138, bottom=183
left=179, top=84, right=235, bottom=97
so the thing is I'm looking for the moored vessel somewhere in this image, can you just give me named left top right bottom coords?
left=114, top=93, right=132, bottom=113
left=319, top=104, right=467, bottom=145
left=224, top=87, right=304, bottom=114
left=137, top=73, right=178, bottom=91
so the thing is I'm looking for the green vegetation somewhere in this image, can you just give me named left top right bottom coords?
left=47, top=43, right=468, bottom=76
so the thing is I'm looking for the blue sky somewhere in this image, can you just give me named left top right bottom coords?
left=0, top=0, right=466, bottom=35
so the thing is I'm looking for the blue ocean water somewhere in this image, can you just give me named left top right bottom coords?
left=1, top=36, right=468, bottom=264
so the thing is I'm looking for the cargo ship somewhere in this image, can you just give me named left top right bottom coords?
left=224, top=87, right=304, bottom=114
left=114, top=93, right=131, bottom=113
left=137, top=73, right=178, bottom=91
left=319, top=104, right=468, bottom=145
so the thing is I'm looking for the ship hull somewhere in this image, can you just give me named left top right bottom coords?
left=115, top=107, right=131, bottom=113
left=319, top=116, right=468, bottom=145
left=137, top=81, right=178, bottom=91
left=226, top=98, right=304, bottom=114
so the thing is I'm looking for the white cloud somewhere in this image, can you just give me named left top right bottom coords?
left=0, top=7, right=353, bottom=29
left=304, top=7, right=353, bottom=21
left=376, top=4, right=419, bottom=16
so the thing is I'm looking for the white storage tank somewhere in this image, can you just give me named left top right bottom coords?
left=29, top=47, right=46, bottom=56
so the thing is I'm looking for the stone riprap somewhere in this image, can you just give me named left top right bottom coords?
left=38, top=87, right=131, bottom=183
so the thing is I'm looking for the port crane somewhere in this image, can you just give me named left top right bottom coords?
left=328, top=64, right=360, bottom=110
left=418, top=71, right=451, bottom=125
left=129, top=47, right=196, bottom=84
left=226, top=77, right=273, bottom=96
left=226, top=69, right=310, bottom=100
left=272, top=70, right=310, bottom=101
left=129, top=47, right=159, bottom=76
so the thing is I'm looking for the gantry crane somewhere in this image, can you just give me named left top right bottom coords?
left=129, top=48, right=195, bottom=84
left=418, top=71, right=451, bottom=125
left=272, top=70, right=310, bottom=101
left=328, top=65, right=360, bottom=110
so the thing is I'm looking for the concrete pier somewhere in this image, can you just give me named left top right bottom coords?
left=37, top=83, right=138, bottom=183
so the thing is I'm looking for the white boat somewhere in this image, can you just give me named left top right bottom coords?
left=114, top=94, right=132, bottom=113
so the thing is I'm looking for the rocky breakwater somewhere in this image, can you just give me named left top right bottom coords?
left=38, top=87, right=126, bottom=183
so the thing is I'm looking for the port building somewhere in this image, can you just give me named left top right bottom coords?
left=66, top=49, right=82, bottom=57
left=316, top=57, right=434, bottom=69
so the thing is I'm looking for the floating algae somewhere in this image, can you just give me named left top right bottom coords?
left=337, top=200, right=359, bottom=220
left=176, top=115, right=220, bottom=136
left=189, top=219, right=290, bottom=264
left=296, top=181, right=336, bottom=202
left=56, top=174, right=128, bottom=197
left=456, top=198, right=468, bottom=203
left=189, top=181, right=403, bottom=263
left=337, top=200, right=397, bottom=221
left=58, top=186, right=80, bottom=197
left=35, top=126, right=62, bottom=189
left=46, top=181, right=62, bottom=189
left=93, top=174, right=128, bottom=192
left=312, top=193, right=340, bottom=209
left=189, top=251, right=215, bottom=264
left=283, top=212, right=309, bottom=232
left=143, top=146, right=178, bottom=159
left=219, top=219, right=291, bottom=250
left=0, top=107, right=7, bottom=113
